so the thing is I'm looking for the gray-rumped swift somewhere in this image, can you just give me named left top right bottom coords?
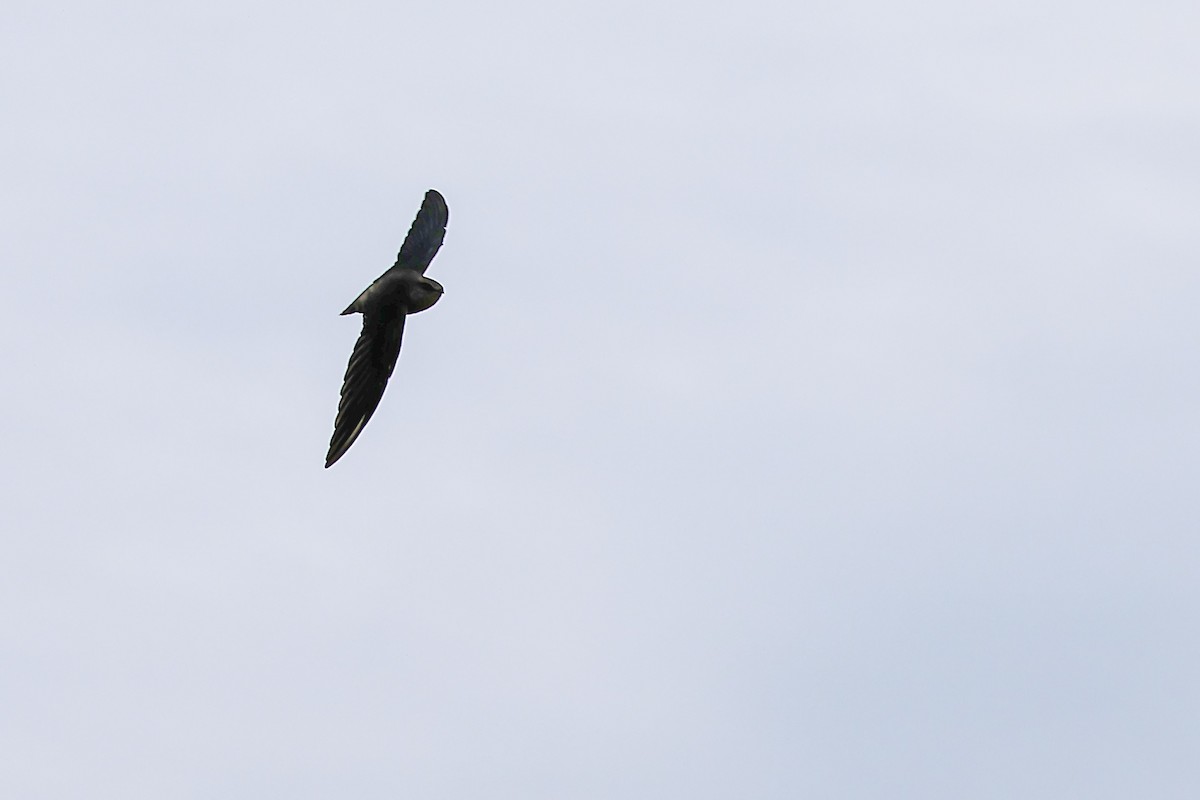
left=325, top=189, right=448, bottom=468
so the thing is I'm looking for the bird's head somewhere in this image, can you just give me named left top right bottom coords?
left=408, top=276, right=444, bottom=313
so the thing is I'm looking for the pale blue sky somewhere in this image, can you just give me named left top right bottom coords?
left=3, top=1, right=1198, bottom=797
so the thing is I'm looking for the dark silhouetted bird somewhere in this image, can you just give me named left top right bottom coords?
left=325, top=189, right=448, bottom=468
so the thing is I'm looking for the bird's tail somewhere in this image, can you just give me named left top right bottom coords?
left=341, top=286, right=371, bottom=315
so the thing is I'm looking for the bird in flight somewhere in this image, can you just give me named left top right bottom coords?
left=325, top=189, right=449, bottom=468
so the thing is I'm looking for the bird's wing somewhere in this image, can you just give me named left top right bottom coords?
left=325, top=307, right=406, bottom=467
left=394, top=189, right=449, bottom=274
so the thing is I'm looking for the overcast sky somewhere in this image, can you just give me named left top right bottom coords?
left=3, top=1, right=1198, bottom=797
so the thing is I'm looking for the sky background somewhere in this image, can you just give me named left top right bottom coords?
left=3, top=1, right=1199, bottom=797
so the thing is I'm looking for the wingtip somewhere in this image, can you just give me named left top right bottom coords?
left=324, top=444, right=344, bottom=468
left=425, top=189, right=448, bottom=216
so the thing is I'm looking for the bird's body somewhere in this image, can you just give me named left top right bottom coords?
left=341, top=268, right=444, bottom=317
left=325, top=189, right=449, bottom=468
